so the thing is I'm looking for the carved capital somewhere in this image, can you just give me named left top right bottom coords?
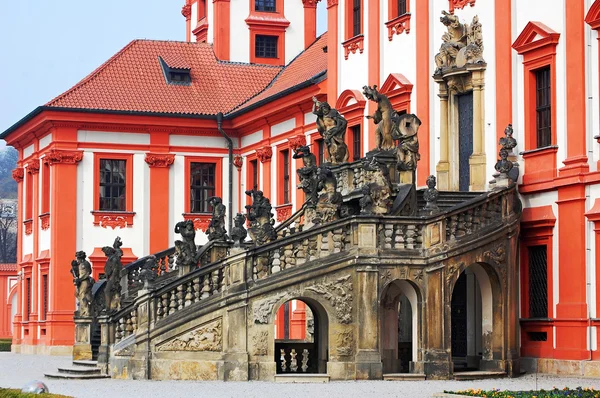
left=44, top=149, right=84, bottom=165
left=302, top=0, right=319, bottom=7
left=256, top=146, right=273, bottom=163
left=288, top=135, right=307, bottom=151
left=144, top=153, right=175, bottom=168
left=12, top=167, right=24, bottom=183
left=26, top=159, right=40, bottom=174
left=326, top=0, right=338, bottom=8
left=181, top=4, right=192, bottom=19
left=449, top=0, right=476, bottom=13
left=233, top=154, right=243, bottom=171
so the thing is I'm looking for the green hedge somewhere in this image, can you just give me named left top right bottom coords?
left=0, top=339, right=11, bottom=352
left=445, top=387, right=600, bottom=397
left=0, top=389, right=71, bottom=398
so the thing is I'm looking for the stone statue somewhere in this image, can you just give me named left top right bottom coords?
left=435, top=11, right=468, bottom=73
left=363, top=85, right=398, bottom=151
left=313, top=166, right=343, bottom=224
left=206, top=196, right=228, bottom=241
left=174, top=220, right=197, bottom=269
left=495, top=148, right=513, bottom=175
left=103, top=237, right=123, bottom=312
left=358, top=185, right=374, bottom=215
left=71, top=251, right=94, bottom=317
left=422, top=175, right=440, bottom=214
left=312, top=96, right=349, bottom=164
left=393, top=113, right=421, bottom=171
left=139, top=255, right=158, bottom=289
left=230, top=213, right=248, bottom=247
left=245, top=189, right=277, bottom=246
left=293, top=145, right=320, bottom=208
left=435, top=12, right=485, bottom=72
left=500, top=124, right=517, bottom=154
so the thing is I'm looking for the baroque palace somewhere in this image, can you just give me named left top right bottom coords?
left=2, top=0, right=600, bottom=381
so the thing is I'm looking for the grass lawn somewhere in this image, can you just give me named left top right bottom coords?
left=446, top=387, right=600, bottom=397
left=0, top=389, right=71, bottom=398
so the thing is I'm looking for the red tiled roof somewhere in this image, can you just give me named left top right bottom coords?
left=0, top=264, right=17, bottom=272
left=47, top=40, right=282, bottom=115
left=234, top=33, right=328, bottom=112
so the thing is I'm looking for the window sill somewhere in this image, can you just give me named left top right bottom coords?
left=275, top=204, right=293, bottom=222
left=519, top=145, right=558, bottom=157
left=91, top=211, right=135, bottom=229
left=39, top=213, right=50, bottom=231
left=342, top=34, right=364, bottom=60
left=182, top=213, right=211, bottom=232
left=385, top=13, right=411, bottom=41
left=23, top=219, right=33, bottom=235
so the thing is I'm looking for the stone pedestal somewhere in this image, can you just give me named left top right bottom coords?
left=97, top=315, right=111, bottom=374
left=469, top=153, right=487, bottom=191
left=423, top=349, right=452, bottom=380
left=73, top=317, right=93, bottom=361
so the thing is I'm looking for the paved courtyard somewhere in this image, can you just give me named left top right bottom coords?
left=2, top=353, right=600, bottom=398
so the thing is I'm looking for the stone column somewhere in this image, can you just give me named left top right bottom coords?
left=435, top=80, right=450, bottom=190
left=468, top=67, right=487, bottom=191
left=97, top=315, right=112, bottom=374
left=423, top=267, right=452, bottom=379
left=72, top=317, right=93, bottom=360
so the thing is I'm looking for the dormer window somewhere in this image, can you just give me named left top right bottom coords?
left=159, top=56, right=191, bottom=86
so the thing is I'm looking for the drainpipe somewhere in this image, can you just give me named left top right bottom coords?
left=216, top=112, right=233, bottom=233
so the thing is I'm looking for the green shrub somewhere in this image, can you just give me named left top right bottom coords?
left=0, top=389, right=71, bottom=398
left=445, top=387, right=600, bottom=397
left=0, top=339, right=11, bottom=352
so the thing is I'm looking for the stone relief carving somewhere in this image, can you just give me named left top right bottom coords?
left=313, top=166, right=343, bottom=224
left=254, top=292, right=288, bottom=324
left=358, top=157, right=393, bottom=215
left=483, top=244, right=506, bottom=265
left=380, top=269, right=393, bottom=285
left=156, top=318, right=223, bottom=352
left=252, top=330, right=269, bottom=356
left=305, top=275, right=353, bottom=324
left=313, top=96, right=349, bottom=165
left=335, top=329, right=354, bottom=356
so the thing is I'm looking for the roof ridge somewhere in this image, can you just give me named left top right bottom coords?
left=46, top=40, right=143, bottom=106
left=230, top=33, right=327, bottom=112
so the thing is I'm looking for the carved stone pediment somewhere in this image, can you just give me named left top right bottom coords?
left=156, top=318, right=223, bottom=352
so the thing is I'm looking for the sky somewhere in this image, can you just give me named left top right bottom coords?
left=0, top=1, right=327, bottom=147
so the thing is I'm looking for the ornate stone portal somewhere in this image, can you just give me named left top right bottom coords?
left=434, top=11, right=487, bottom=191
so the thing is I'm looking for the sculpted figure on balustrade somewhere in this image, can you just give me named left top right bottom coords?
left=174, top=219, right=197, bottom=269
left=206, top=196, right=228, bottom=241
left=103, top=237, right=123, bottom=312
left=71, top=251, right=94, bottom=317
left=245, top=189, right=277, bottom=246
left=313, top=97, right=349, bottom=165
left=293, top=145, right=319, bottom=209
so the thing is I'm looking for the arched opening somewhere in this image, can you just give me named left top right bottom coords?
left=450, top=263, right=495, bottom=372
left=274, top=298, right=328, bottom=374
left=380, top=280, right=420, bottom=374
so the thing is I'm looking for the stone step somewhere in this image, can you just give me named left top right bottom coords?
left=44, top=372, right=110, bottom=380
left=58, top=366, right=103, bottom=375
left=453, top=371, right=506, bottom=381
left=383, top=373, right=426, bottom=381
left=72, top=360, right=98, bottom=367
left=274, top=374, right=330, bottom=383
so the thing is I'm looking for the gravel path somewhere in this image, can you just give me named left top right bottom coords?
left=2, top=353, right=600, bottom=398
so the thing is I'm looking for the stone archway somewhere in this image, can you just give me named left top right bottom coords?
left=380, top=280, right=421, bottom=374
left=449, top=262, right=502, bottom=372
left=273, top=297, right=329, bottom=374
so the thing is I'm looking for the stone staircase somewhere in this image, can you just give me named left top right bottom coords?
left=45, top=360, right=109, bottom=380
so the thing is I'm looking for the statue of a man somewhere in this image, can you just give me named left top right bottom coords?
left=313, top=97, right=349, bottom=164
left=174, top=219, right=197, bottom=268
left=207, top=196, right=228, bottom=241
left=72, top=251, right=94, bottom=317
left=363, top=85, right=398, bottom=151
left=102, top=237, right=123, bottom=312
left=293, top=145, right=319, bottom=208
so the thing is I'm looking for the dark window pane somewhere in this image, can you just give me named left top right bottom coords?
left=255, top=35, right=278, bottom=58
left=190, top=162, right=216, bottom=213
left=397, top=0, right=406, bottom=16
left=317, top=139, right=324, bottom=165
left=528, top=245, right=548, bottom=318
left=353, top=0, right=361, bottom=36
left=282, top=150, right=290, bottom=204
left=535, top=67, right=551, bottom=148
left=251, top=160, right=258, bottom=190
left=352, top=125, right=361, bottom=161
left=99, top=159, right=127, bottom=211
left=255, top=0, right=276, bottom=11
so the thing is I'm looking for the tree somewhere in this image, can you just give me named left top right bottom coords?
left=0, top=146, right=18, bottom=199
left=0, top=214, right=16, bottom=263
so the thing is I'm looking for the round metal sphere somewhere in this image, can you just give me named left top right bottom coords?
left=21, top=380, right=50, bottom=394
